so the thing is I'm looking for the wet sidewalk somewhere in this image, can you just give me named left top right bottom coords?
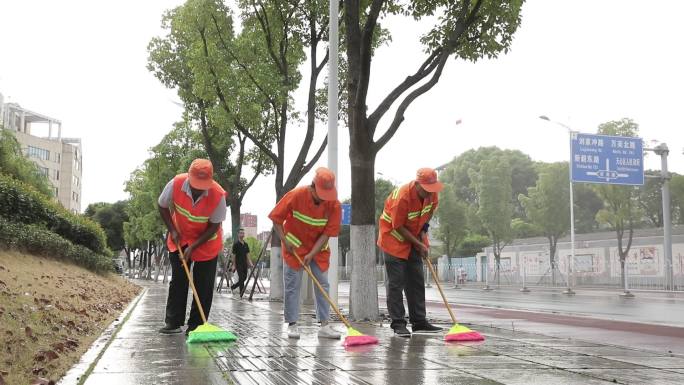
left=77, top=280, right=684, bottom=385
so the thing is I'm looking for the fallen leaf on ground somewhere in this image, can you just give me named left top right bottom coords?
left=25, top=326, right=33, bottom=338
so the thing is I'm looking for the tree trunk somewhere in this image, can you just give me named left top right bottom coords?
left=269, top=186, right=286, bottom=301
left=229, top=197, right=241, bottom=242
left=350, top=225, right=379, bottom=320
left=349, top=146, right=379, bottom=320
left=549, top=238, right=556, bottom=286
left=124, top=247, right=131, bottom=269
left=620, top=257, right=626, bottom=289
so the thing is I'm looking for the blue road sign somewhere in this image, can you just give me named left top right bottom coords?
left=571, top=132, right=644, bottom=185
left=341, top=203, right=351, bottom=225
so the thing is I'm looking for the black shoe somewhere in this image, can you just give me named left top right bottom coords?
left=412, top=322, right=443, bottom=334
left=185, top=324, right=199, bottom=336
left=158, top=324, right=182, bottom=334
left=392, top=324, right=411, bottom=338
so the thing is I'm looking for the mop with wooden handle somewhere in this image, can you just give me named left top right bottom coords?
left=292, top=252, right=378, bottom=347
left=421, top=235, right=484, bottom=342
left=178, top=245, right=238, bottom=343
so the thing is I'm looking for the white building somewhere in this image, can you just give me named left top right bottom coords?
left=0, top=92, right=83, bottom=213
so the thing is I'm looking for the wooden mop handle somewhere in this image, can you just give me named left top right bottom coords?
left=292, top=252, right=352, bottom=329
left=178, top=245, right=208, bottom=324
left=423, top=254, right=458, bottom=324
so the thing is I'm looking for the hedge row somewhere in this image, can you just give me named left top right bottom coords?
left=0, top=174, right=109, bottom=256
left=0, top=216, right=113, bottom=273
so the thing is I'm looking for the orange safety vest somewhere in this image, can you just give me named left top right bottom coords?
left=268, top=186, right=341, bottom=272
left=377, top=181, right=438, bottom=259
left=166, top=173, right=226, bottom=262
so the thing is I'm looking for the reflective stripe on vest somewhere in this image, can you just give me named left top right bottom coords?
left=285, top=232, right=302, bottom=248
left=381, top=211, right=392, bottom=224
left=421, top=204, right=433, bottom=215
left=292, top=210, right=328, bottom=227
left=390, top=229, right=405, bottom=242
left=174, top=203, right=210, bottom=223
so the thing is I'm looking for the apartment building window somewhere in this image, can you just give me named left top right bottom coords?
left=27, top=146, right=50, bottom=161
left=73, top=175, right=79, bottom=187
left=53, top=187, right=59, bottom=196
left=72, top=192, right=79, bottom=202
left=53, top=169, right=60, bottom=180
left=54, top=153, right=61, bottom=163
left=38, top=166, right=49, bottom=177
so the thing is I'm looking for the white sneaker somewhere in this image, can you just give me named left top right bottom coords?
left=318, top=324, right=342, bottom=339
left=287, top=324, right=300, bottom=339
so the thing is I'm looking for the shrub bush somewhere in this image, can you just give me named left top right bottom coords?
left=0, top=174, right=109, bottom=255
left=0, top=216, right=113, bottom=273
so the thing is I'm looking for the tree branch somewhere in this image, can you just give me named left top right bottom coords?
left=355, top=0, right=383, bottom=113
left=253, top=2, right=285, bottom=74
left=367, top=48, right=442, bottom=129
left=199, top=26, right=278, bottom=163
left=301, top=136, right=329, bottom=176
left=373, top=51, right=449, bottom=153
left=209, top=13, right=278, bottom=109
left=239, top=155, right=264, bottom=202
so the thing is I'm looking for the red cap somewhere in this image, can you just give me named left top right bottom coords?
left=416, top=168, right=443, bottom=193
left=188, top=159, right=214, bottom=190
left=313, top=167, right=337, bottom=201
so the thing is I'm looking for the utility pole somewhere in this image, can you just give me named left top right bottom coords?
left=327, top=0, right=340, bottom=304
left=653, top=144, right=673, bottom=290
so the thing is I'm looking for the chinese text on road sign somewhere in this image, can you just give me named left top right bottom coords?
left=571, top=132, right=644, bottom=185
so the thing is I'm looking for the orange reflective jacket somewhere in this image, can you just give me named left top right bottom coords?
left=268, top=186, right=341, bottom=272
left=166, top=173, right=226, bottom=261
left=377, top=181, right=438, bottom=259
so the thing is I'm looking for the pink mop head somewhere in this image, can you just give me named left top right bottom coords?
left=444, top=324, right=485, bottom=342
left=343, top=327, right=379, bottom=347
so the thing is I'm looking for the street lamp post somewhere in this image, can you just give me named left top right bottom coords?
left=327, top=0, right=340, bottom=305
left=644, top=143, right=674, bottom=291
left=539, top=116, right=575, bottom=295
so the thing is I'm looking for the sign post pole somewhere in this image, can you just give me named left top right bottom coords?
left=564, top=131, right=576, bottom=295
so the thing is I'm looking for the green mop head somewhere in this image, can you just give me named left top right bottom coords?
left=187, top=323, right=238, bottom=344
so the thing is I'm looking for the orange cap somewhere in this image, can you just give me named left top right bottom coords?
left=188, top=159, right=214, bottom=190
left=416, top=168, right=443, bottom=193
left=312, top=167, right=337, bottom=201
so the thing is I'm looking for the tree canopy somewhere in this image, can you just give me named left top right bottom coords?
left=0, top=129, right=53, bottom=197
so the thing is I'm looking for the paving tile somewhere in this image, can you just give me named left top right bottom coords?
left=228, top=369, right=372, bottom=385
left=325, top=354, right=448, bottom=371
left=572, top=369, right=684, bottom=385
left=518, top=355, right=646, bottom=369
left=463, top=368, right=616, bottom=385
left=477, top=345, right=584, bottom=356
left=349, top=369, right=502, bottom=385
left=83, top=370, right=228, bottom=385
left=602, top=355, right=684, bottom=369
left=436, top=355, right=546, bottom=369
left=553, top=346, right=670, bottom=357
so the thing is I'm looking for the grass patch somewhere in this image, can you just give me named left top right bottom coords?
left=0, top=251, right=140, bottom=385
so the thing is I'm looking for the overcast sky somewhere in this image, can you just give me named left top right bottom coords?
left=1, top=0, right=683, bottom=234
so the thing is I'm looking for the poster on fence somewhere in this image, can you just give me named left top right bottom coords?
left=558, top=248, right=604, bottom=275
left=610, top=246, right=662, bottom=277
left=674, top=244, right=684, bottom=276
left=488, top=253, right=516, bottom=273
left=520, top=252, right=548, bottom=276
